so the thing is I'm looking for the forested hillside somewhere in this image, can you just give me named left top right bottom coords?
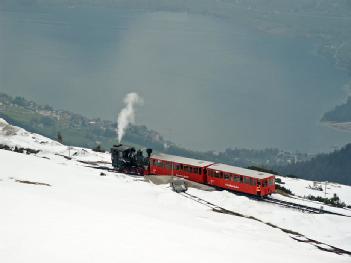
left=322, top=96, right=351, bottom=123
left=277, top=144, right=351, bottom=185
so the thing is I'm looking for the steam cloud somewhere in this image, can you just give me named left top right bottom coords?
left=117, top=92, right=143, bottom=143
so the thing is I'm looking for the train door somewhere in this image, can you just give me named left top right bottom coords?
left=256, top=180, right=262, bottom=196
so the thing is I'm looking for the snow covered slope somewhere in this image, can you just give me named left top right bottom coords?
left=0, top=118, right=110, bottom=162
left=1, top=119, right=351, bottom=263
left=276, top=175, right=351, bottom=206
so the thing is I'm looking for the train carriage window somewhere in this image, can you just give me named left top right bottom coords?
left=175, top=164, right=181, bottom=170
left=193, top=167, right=198, bottom=174
left=214, top=171, right=219, bottom=178
left=263, top=180, right=268, bottom=187
left=250, top=178, right=255, bottom=186
left=189, top=167, right=193, bottom=173
left=240, top=176, right=243, bottom=183
left=234, top=175, right=240, bottom=182
left=220, top=172, right=223, bottom=179
left=183, top=165, right=188, bottom=172
left=244, top=176, right=250, bottom=184
left=224, top=173, right=230, bottom=180
left=198, top=168, right=202, bottom=175
left=158, top=160, right=163, bottom=167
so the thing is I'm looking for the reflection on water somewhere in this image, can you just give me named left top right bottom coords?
left=0, top=7, right=350, bottom=153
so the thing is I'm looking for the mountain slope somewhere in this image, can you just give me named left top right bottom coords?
left=1, top=119, right=351, bottom=262
left=0, top=121, right=351, bottom=263
left=2, top=149, right=349, bottom=263
left=277, top=144, right=351, bottom=185
left=323, top=96, right=351, bottom=123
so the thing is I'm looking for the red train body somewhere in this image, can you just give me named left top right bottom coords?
left=150, top=154, right=214, bottom=184
left=149, top=154, right=275, bottom=197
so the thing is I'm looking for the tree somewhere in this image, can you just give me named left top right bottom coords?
left=93, top=144, right=104, bottom=153
left=57, top=132, right=63, bottom=144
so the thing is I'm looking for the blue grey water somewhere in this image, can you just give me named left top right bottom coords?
left=0, top=6, right=350, bottom=153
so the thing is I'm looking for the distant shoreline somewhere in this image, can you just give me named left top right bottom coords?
left=321, top=121, right=351, bottom=133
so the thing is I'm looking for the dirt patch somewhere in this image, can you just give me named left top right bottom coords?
left=15, top=180, right=51, bottom=187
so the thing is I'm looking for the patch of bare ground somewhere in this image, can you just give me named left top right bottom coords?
left=15, top=180, right=51, bottom=187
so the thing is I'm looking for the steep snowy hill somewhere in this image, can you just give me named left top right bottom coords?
left=0, top=118, right=110, bottom=163
left=1, top=119, right=351, bottom=262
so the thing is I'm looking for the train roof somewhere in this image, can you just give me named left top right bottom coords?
left=151, top=153, right=214, bottom=167
left=208, top=163, right=274, bottom=179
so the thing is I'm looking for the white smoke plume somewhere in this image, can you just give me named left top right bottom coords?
left=117, top=92, right=143, bottom=143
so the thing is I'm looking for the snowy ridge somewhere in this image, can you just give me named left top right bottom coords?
left=0, top=119, right=351, bottom=263
left=0, top=118, right=110, bottom=163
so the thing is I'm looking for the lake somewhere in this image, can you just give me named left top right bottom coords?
left=1, top=6, right=350, bottom=153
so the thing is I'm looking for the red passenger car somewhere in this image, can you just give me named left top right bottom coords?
left=149, top=153, right=275, bottom=196
left=149, top=154, right=214, bottom=184
left=207, top=163, right=275, bottom=196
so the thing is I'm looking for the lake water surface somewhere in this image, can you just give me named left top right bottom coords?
left=1, top=6, right=350, bottom=153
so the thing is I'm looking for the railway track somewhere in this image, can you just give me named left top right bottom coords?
left=261, top=197, right=323, bottom=214
left=261, top=197, right=351, bottom=217
left=222, top=189, right=351, bottom=217
left=180, top=192, right=222, bottom=210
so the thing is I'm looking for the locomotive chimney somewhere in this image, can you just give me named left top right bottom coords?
left=146, top=148, right=152, bottom=158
